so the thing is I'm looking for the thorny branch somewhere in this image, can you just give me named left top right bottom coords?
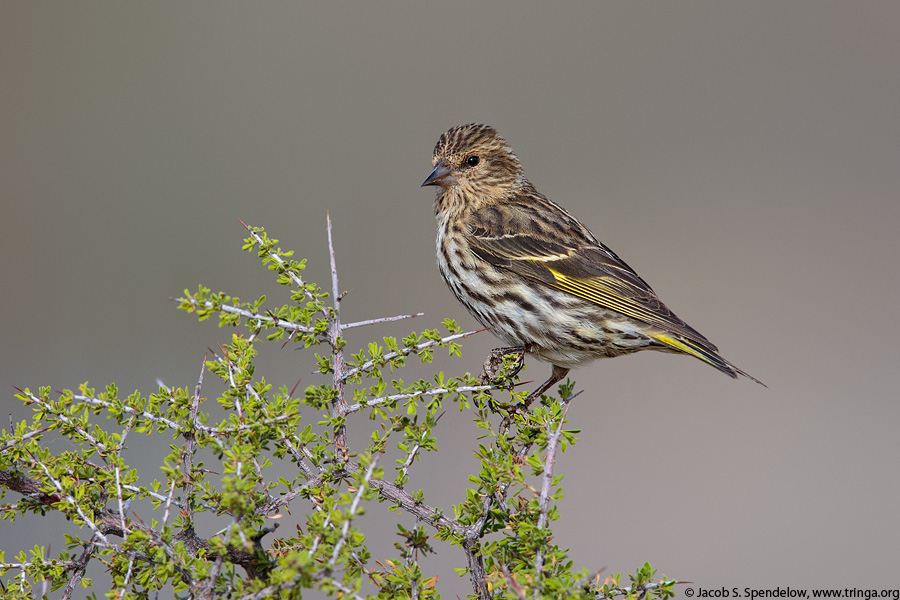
left=326, top=211, right=350, bottom=456
left=59, top=536, right=97, bottom=600
left=176, top=297, right=317, bottom=334
left=344, top=383, right=495, bottom=414
left=0, top=468, right=269, bottom=580
left=535, top=397, right=572, bottom=574
left=328, top=453, right=382, bottom=569
left=1, top=216, right=499, bottom=595
left=341, top=327, right=487, bottom=383
left=180, top=354, right=206, bottom=526
left=238, top=217, right=317, bottom=304
left=342, top=460, right=465, bottom=536
left=0, top=217, right=622, bottom=600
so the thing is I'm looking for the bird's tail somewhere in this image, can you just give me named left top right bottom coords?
left=650, top=332, right=766, bottom=387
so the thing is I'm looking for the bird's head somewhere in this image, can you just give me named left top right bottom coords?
left=422, top=124, right=524, bottom=205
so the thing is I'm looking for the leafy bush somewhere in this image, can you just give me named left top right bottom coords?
left=0, top=219, right=676, bottom=600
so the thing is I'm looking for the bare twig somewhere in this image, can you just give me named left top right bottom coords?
left=344, top=384, right=497, bottom=414
left=398, top=441, right=422, bottom=485
left=57, top=386, right=295, bottom=441
left=342, top=460, right=464, bottom=536
left=341, top=327, right=488, bottom=383
left=115, top=414, right=136, bottom=542
left=120, top=482, right=215, bottom=514
left=535, top=398, right=572, bottom=574
left=238, top=217, right=317, bottom=304
left=14, top=393, right=111, bottom=454
left=162, top=478, right=178, bottom=528
left=326, top=212, right=349, bottom=455
left=240, top=382, right=269, bottom=491
left=278, top=435, right=315, bottom=479
left=327, top=580, right=369, bottom=600
left=68, top=392, right=182, bottom=433
left=343, top=312, right=424, bottom=329
left=328, top=452, right=382, bottom=569
left=255, top=473, right=326, bottom=515
left=0, top=426, right=53, bottom=453
left=60, top=537, right=98, bottom=600
left=177, top=297, right=316, bottom=334
left=29, top=452, right=108, bottom=544
left=114, top=464, right=128, bottom=540
left=177, top=355, right=207, bottom=526
left=398, top=412, right=443, bottom=484
left=0, top=560, right=76, bottom=571
left=119, top=556, right=135, bottom=596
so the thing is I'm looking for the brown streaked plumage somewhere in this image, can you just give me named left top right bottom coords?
left=423, top=124, right=763, bottom=401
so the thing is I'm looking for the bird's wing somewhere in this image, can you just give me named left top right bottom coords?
left=468, top=221, right=716, bottom=349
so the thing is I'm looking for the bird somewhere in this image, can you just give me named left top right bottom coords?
left=422, top=123, right=763, bottom=404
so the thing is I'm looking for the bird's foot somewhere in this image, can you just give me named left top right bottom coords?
left=479, top=346, right=527, bottom=385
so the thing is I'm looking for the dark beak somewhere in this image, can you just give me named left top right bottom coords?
left=422, top=163, right=453, bottom=187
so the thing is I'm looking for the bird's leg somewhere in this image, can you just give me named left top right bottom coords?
left=522, top=364, right=570, bottom=410
left=498, top=363, right=571, bottom=433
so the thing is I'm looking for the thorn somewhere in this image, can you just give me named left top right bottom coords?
left=216, top=343, right=232, bottom=367
left=563, top=389, right=584, bottom=402
left=289, top=378, right=303, bottom=398
left=280, top=331, right=296, bottom=350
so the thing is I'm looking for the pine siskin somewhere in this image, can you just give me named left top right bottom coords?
left=422, top=124, right=763, bottom=401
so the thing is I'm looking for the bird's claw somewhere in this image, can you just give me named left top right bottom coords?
left=479, top=346, right=526, bottom=384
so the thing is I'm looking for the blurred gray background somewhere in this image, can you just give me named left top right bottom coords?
left=3, top=2, right=899, bottom=597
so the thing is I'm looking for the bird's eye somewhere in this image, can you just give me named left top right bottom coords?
left=465, top=155, right=481, bottom=167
